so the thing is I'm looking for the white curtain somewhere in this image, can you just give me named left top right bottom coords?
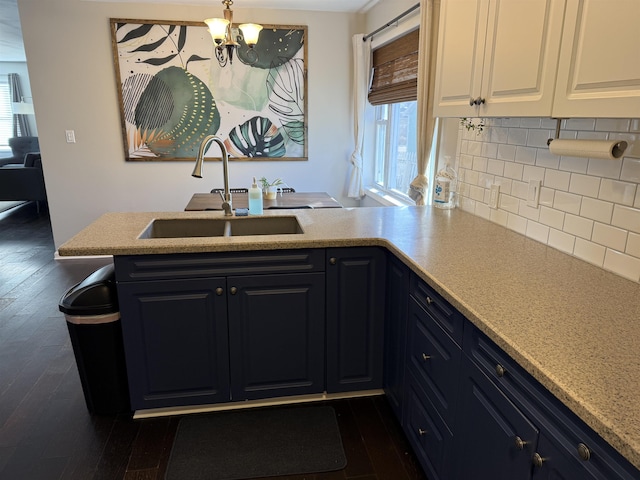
left=408, top=0, right=440, bottom=205
left=348, top=34, right=372, bottom=199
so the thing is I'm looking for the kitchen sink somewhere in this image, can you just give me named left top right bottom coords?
left=139, top=216, right=304, bottom=239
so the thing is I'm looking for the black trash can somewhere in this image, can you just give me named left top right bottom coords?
left=59, top=264, right=130, bottom=414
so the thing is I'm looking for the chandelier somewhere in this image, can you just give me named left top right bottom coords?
left=205, top=0, right=263, bottom=67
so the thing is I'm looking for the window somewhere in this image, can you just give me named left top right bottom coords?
left=0, top=76, right=12, bottom=148
left=368, top=28, right=435, bottom=203
left=373, top=101, right=418, bottom=200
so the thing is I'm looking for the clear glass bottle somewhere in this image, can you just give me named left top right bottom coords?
left=248, top=176, right=263, bottom=215
left=434, top=163, right=457, bottom=209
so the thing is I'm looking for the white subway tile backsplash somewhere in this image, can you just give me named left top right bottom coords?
left=554, top=191, right=582, bottom=214
left=599, top=179, right=637, bottom=206
left=497, top=144, right=517, bottom=161
left=523, top=166, right=546, bottom=183
left=559, top=156, right=589, bottom=174
left=481, top=142, right=498, bottom=158
left=515, top=146, right=537, bottom=165
left=587, top=158, right=623, bottom=180
left=573, top=238, right=606, bottom=266
left=507, top=213, right=527, bottom=235
left=508, top=128, right=529, bottom=146
left=565, top=118, right=596, bottom=131
left=580, top=197, right=613, bottom=224
left=535, top=148, right=560, bottom=169
left=454, top=117, right=640, bottom=283
left=548, top=229, right=575, bottom=254
left=539, top=206, right=564, bottom=230
left=539, top=187, right=555, bottom=207
left=499, top=194, right=520, bottom=214
left=569, top=174, right=601, bottom=198
left=563, top=214, right=593, bottom=239
left=545, top=169, right=571, bottom=191
left=491, top=127, right=509, bottom=144
left=592, top=223, right=628, bottom=251
left=519, top=201, right=541, bottom=221
left=622, top=158, right=640, bottom=183
left=603, top=249, right=640, bottom=282
left=504, top=161, right=523, bottom=180
left=627, top=233, right=640, bottom=259
left=612, top=205, right=640, bottom=234
left=487, top=159, right=505, bottom=176
left=490, top=208, right=509, bottom=226
left=473, top=156, right=488, bottom=172
left=526, top=221, right=549, bottom=244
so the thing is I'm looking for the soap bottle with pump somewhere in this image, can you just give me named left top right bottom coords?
left=248, top=176, right=263, bottom=215
left=434, top=160, right=457, bottom=209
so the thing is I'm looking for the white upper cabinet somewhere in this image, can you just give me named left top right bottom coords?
left=433, top=0, right=566, bottom=117
left=552, top=0, right=640, bottom=118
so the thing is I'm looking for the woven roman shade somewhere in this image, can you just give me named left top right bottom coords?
left=368, top=28, right=419, bottom=106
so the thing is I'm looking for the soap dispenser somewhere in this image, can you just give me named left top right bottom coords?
left=248, top=176, right=263, bottom=215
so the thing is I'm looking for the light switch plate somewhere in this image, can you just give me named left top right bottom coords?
left=65, top=130, right=76, bottom=143
left=489, top=184, right=500, bottom=209
left=527, top=180, right=541, bottom=208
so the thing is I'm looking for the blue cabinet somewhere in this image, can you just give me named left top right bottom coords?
left=118, top=277, right=230, bottom=410
left=115, top=250, right=325, bottom=410
left=325, top=247, right=386, bottom=393
left=227, top=273, right=325, bottom=401
left=383, top=254, right=410, bottom=422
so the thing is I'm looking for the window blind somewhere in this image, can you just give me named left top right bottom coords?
left=368, top=28, right=419, bottom=106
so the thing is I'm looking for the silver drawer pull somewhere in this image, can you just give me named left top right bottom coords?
left=533, top=452, right=544, bottom=468
left=426, top=296, right=433, bottom=305
left=514, top=436, right=527, bottom=450
left=422, top=353, right=431, bottom=361
left=496, top=364, right=506, bottom=377
left=418, top=428, right=427, bottom=436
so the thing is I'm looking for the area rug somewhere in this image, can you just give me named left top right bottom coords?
left=0, top=201, right=27, bottom=214
left=165, top=405, right=346, bottom=480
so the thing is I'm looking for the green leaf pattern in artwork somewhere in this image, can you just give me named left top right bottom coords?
left=225, top=116, right=286, bottom=158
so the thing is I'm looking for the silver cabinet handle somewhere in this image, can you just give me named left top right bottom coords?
left=230, top=286, right=237, bottom=295
left=577, top=443, right=591, bottom=461
left=514, top=436, right=526, bottom=450
left=426, top=296, right=433, bottom=305
left=496, top=364, right=506, bottom=377
left=215, top=287, right=223, bottom=296
left=329, top=257, right=337, bottom=265
left=418, top=428, right=427, bottom=436
left=533, top=453, right=544, bottom=468
left=422, top=353, right=431, bottom=361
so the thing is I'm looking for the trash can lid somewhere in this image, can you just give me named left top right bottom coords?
left=59, top=264, right=119, bottom=316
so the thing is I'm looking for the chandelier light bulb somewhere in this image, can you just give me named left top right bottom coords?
left=239, top=23, right=263, bottom=47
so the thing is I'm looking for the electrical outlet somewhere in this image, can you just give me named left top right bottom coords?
left=527, top=180, right=541, bottom=208
left=489, top=184, right=500, bottom=209
left=65, top=130, right=76, bottom=143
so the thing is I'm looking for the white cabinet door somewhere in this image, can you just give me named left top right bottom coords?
left=552, top=0, right=640, bottom=118
left=433, top=0, right=489, bottom=117
left=433, top=0, right=565, bottom=118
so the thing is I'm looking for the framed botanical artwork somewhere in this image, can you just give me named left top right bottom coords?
left=110, top=18, right=307, bottom=161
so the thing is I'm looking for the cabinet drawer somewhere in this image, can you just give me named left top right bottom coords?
left=408, top=299, right=461, bottom=426
left=404, top=370, right=454, bottom=480
left=465, top=323, right=640, bottom=480
left=115, top=249, right=325, bottom=281
left=410, top=275, right=463, bottom=346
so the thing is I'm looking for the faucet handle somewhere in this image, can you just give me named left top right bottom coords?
left=217, top=191, right=225, bottom=203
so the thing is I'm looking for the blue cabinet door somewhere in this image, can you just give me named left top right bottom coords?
left=454, top=355, right=538, bottom=480
left=227, top=273, right=325, bottom=400
left=118, top=277, right=230, bottom=410
left=383, top=254, right=410, bottom=422
left=326, top=248, right=386, bottom=393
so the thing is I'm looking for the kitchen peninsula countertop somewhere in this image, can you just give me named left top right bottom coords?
left=58, top=207, right=640, bottom=469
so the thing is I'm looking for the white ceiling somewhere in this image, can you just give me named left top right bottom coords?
left=0, top=0, right=375, bottom=62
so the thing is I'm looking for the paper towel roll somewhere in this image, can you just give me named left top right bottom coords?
left=548, top=139, right=628, bottom=160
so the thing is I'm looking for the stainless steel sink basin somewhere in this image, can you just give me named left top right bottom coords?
left=139, top=216, right=303, bottom=239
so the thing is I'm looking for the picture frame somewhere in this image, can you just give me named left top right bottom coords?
left=110, top=18, right=308, bottom=162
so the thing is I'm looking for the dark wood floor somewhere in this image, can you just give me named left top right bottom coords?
left=0, top=203, right=427, bottom=480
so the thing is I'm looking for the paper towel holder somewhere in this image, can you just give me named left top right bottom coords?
left=546, top=118, right=628, bottom=159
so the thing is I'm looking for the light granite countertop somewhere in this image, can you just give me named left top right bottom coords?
left=58, top=206, right=640, bottom=469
